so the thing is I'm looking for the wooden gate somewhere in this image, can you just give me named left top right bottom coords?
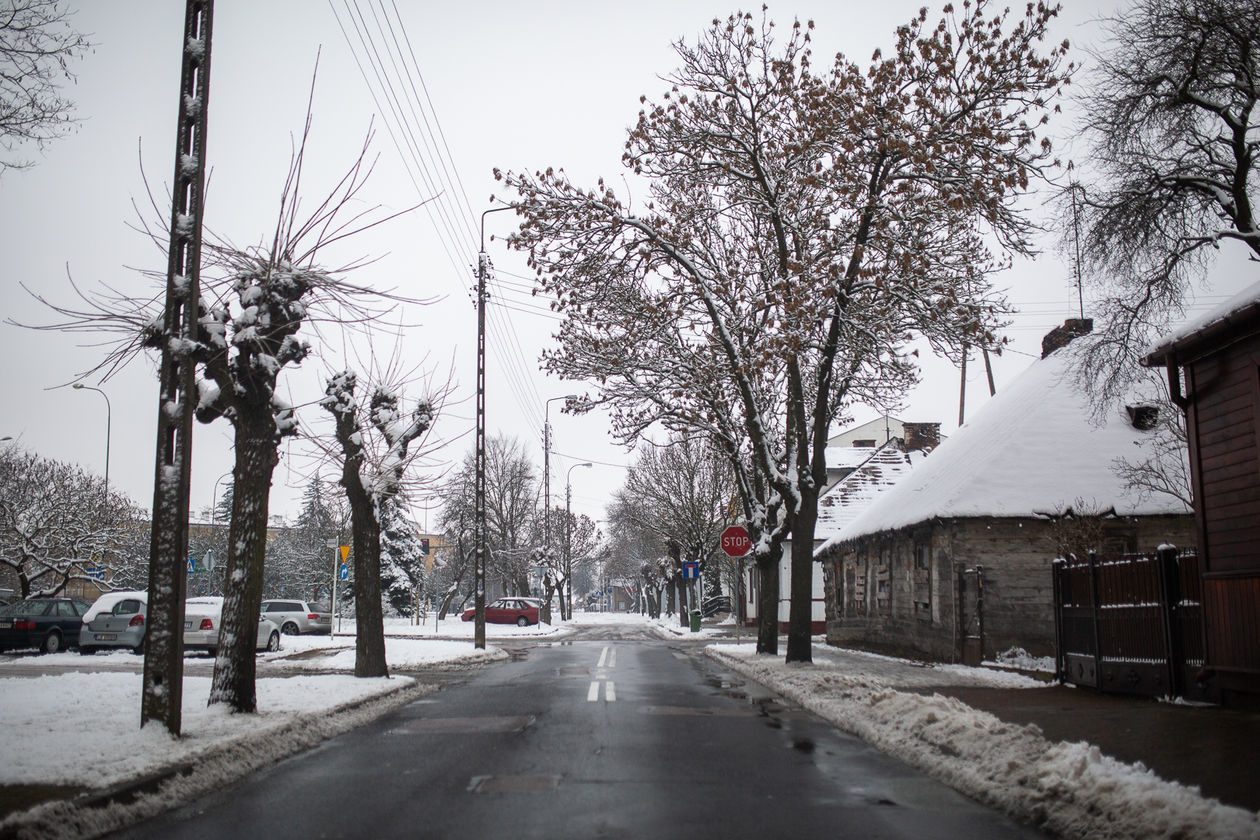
left=1052, top=547, right=1205, bottom=698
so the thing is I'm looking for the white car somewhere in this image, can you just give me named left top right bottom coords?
left=183, top=596, right=281, bottom=656
left=79, top=590, right=148, bottom=655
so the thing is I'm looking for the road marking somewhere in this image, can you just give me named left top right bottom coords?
left=587, top=680, right=616, bottom=702
left=597, top=645, right=612, bottom=668
left=608, top=648, right=617, bottom=668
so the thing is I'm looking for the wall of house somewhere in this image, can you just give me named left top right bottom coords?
left=823, top=515, right=1197, bottom=663
left=1186, top=331, right=1260, bottom=693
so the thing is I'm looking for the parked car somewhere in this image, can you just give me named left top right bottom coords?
left=183, top=597, right=281, bottom=655
left=79, top=591, right=148, bottom=654
left=0, top=597, right=91, bottom=654
left=460, top=598, right=540, bottom=627
left=261, top=599, right=332, bottom=635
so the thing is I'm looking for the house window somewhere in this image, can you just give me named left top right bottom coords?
left=850, top=549, right=867, bottom=616
left=913, top=539, right=932, bottom=622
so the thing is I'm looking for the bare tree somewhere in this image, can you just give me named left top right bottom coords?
left=0, top=0, right=91, bottom=172
left=1069, top=0, right=1260, bottom=400
left=502, top=3, right=1070, bottom=661
left=0, top=443, right=141, bottom=597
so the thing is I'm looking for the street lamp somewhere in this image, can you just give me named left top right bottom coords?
left=72, top=384, right=111, bottom=497
left=564, top=462, right=593, bottom=620
left=212, top=472, right=232, bottom=522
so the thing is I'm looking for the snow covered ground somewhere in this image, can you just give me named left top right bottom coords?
left=707, top=644, right=1260, bottom=840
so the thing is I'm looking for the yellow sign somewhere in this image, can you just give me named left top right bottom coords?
left=339, top=545, right=350, bottom=561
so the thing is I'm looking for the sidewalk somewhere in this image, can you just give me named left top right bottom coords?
left=927, top=682, right=1260, bottom=813
left=707, top=639, right=1260, bottom=840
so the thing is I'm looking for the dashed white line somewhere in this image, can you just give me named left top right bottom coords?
left=605, top=681, right=616, bottom=702
left=587, top=681, right=600, bottom=702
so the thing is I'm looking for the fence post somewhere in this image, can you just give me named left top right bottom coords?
left=1051, top=557, right=1064, bottom=684
left=1087, top=550, right=1102, bottom=690
left=1156, top=544, right=1183, bottom=698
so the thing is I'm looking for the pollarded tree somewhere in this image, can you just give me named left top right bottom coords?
left=1069, top=0, right=1260, bottom=401
left=323, top=373, right=435, bottom=678
left=502, top=3, right=1070, bottom=661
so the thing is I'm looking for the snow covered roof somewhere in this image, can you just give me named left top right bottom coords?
left=827, top=342, right=1192, bottom=545
left=1144, top=278, right=1260, bottom=364
left=815, top=442, right=927, bottom=546
left=825, top=445, right=879, bottom=472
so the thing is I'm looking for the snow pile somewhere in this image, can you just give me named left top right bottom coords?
left=708, top=646, right=1260, bottom=840
left=269, top=636, right=508, bottom=671
left=0, top=673, right=427, bottom=840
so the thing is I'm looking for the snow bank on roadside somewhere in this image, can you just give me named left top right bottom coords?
left=0, top=672, right=413, bottom=788
left=708, top=646, right=1260, bottom=840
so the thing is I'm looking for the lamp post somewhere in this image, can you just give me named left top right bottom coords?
left=72, top=384, right=111, bottom=497
left=212, top=471, right=232, bottom=522
left=564, top=462, right=592, bottom=620
left=474, top=203, right=515, bottom=650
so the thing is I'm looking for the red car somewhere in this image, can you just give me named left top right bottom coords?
left=461, top=598, right=540, bottom=627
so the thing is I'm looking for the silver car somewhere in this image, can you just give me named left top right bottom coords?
left=261, top=599, right=332, bottom=635
left=79, top=591, right=148, bottom=655
left=183, top=596, right=281, bottom=655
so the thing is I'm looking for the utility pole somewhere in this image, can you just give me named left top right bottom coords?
left=475, top=205, right=514, bottom=650
left=141, top=0, right=213, bottom=735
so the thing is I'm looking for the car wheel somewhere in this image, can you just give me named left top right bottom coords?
left=281, top=621, right=299, bottom=635
left=267, top=631, right=280, bottom=652
left=133, top=637, right=145, bottom=655
left=79, top=646, right=96, bottom=656
left=516, top=616, right=530, bottom=627
left=206, top=648, right=217, bottom=658
left=42, top=631, right=62, bottom=654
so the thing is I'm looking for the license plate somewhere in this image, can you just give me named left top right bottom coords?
left=96, top=634, right=117, bottom=641
left=184, top=621, right=192, bottom=630
left=0, top=621, right=10, bottom=629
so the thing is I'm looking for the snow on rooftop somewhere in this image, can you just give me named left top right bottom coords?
left=824, top=444, right=879, bottom=471
left=815, top=443, right=926, bottom=544
left=1146, top=277, right=1260, bottom=359
left=828, top=342, right=1191, bottom=545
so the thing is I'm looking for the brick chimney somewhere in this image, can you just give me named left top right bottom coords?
left=1041, top=318, right=1093, bottom=358
left=902, top=422, right=941, bottom=452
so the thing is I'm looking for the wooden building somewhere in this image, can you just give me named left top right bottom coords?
left=1144, top=281, right=1260, bottom=700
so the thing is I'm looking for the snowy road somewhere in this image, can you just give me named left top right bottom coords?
left=109, top=633, right=1044, bottom=839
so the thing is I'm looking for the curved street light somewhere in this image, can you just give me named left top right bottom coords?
left=72, top=384, right=111, bottom=497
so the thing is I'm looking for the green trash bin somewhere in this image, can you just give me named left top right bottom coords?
left=690, top=609, right=701, bottom=632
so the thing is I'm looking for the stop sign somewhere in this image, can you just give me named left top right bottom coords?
left=721, top=525, right=751, bottom=557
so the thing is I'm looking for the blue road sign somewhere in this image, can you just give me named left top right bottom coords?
left=339, top=563, right=349, bottom=581
left=682, top=561, right=700, bottom=579
left=187, top=557, right=196, bottom=575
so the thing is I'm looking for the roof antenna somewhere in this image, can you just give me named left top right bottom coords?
left=1069, top=166, right=1086, bottom=320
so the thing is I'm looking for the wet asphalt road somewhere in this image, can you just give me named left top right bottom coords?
left=109, top=625, right=1045, bottom=839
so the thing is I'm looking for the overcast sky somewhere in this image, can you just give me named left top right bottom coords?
left=1, top=0, right=1251, bottom=531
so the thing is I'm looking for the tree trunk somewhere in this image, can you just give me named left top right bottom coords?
left=756, top=549, right=780, bottom=655
left=209, top=414, right=279, bottom=712
left=342, top=459, right=388, bottom=679
left=540, top=573, right=556, bottom=624
left=785, top=483, right=819, bottom=663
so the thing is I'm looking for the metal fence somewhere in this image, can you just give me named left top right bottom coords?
left=1052, top=546, right=1205, bottom=699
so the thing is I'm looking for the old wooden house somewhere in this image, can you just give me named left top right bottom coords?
left=1143, top=281, right=1260, bottom=700
left=818, top=324, right=1196, bottom=664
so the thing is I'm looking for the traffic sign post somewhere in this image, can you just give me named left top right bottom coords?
left=721, top=525, right=751, bottom=557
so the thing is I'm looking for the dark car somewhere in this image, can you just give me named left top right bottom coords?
left=461, top=598, right=540, bottom=627
left=0, top=597, right=91, bottom=654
